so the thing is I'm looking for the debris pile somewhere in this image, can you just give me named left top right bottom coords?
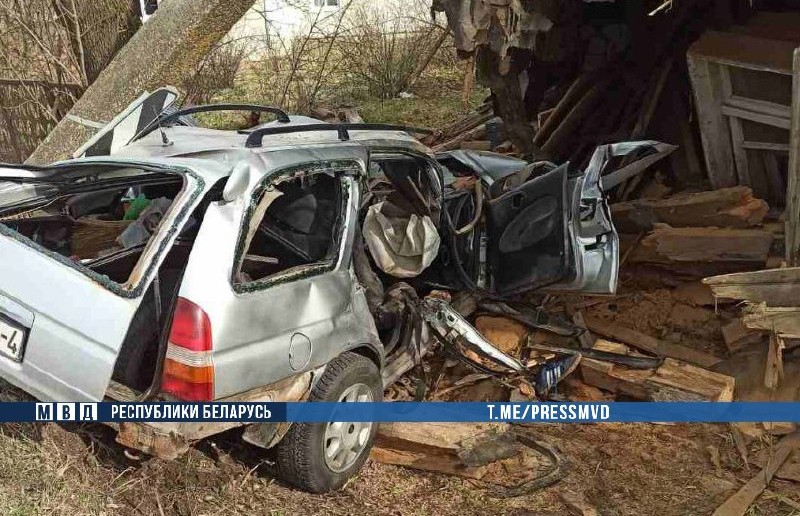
left=705, top=265, right=800, bottom=402
left=373, top=175, right=800, bottom=470
left=371, top=422, right=567, bottom=495
left=422, top=100, right=502, bottom=153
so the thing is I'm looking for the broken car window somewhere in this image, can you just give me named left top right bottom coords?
left=0, top=166, right=190, bottom=289
left=235, top=168, right=346, bottom=286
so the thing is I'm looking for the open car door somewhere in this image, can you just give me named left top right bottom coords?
left=486, top=141, right=675, bottom=297
left=486, top=161, right=570, bottom=295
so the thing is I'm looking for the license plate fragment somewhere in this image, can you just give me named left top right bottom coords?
left=0, top=316, right=25, bottom=362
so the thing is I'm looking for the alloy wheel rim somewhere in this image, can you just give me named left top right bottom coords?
left=323, top=383, right=374, bottom=473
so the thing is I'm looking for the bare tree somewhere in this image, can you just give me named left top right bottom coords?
left=0, top=0, right=139, bottom=160
left=338, top=2, right=447, bottom=99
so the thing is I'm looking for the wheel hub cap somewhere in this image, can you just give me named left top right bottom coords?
left=323, top=383, right=374, bottom=472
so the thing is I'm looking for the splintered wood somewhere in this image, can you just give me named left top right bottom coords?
left=611, top=187, right=768, bottom=233
left=706, top=265, right=800, bottom=391
left=585, top=315, right=722, bottom=368
left=579, top=341, right=734, bottom=402
left=371, top=422, right=559, bottom=491
left=745, top=306, right=800, bottom=338
left=632, top=226, right=773, bottom=264
left=371, top=422, right=513, bottom=478
left=704, top=267, right=800, bottom=307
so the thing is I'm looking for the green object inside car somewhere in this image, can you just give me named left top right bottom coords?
left=124, top=194, right=151, bottom=220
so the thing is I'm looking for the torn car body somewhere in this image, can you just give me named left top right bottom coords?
left=0, top=93, right=669, bottom=459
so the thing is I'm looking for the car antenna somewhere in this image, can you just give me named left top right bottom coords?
left=158, top=117, right=173, bottom=147
left=148, top=106, right=174, bottom=148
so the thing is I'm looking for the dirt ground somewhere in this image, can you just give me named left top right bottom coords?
left=1, top=273, right=799, bottom=515
left=0, top=389, right=798, bottom=516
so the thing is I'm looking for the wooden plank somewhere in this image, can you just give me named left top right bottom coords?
left=786, top=47, right=800, bottom=266
left=752, top=448, right=800, bottom=482
left=371, top=422, right=513, bottom=479
left=764, top=333, right=785, bottom=389
left=689, top=31, right=796, bottom=75
left=721, top=105, right=791, bottom=130
left=687, top=56, right=737, bottom=188
left=377, top=422, right=507, bottom=451
left=704, top=267, right=800, bottom=306
left=541, top=78, right=611, bottom=159
left=744, top=306, right=800, bottom=338
left=713, top=435, right=799, bottom=516
left=618, top=56, right=675, bottom=200
left=585, top=316, right=722, bottom=368
left=646, top=358, right=734, bottom=402
left=634, top=226, right=773, bottom=264
left=741, top=141, right=790, bottom=152
left=433, top=120, right=492, bottom=152
left=426, top=102, right=493, bottom=145
left=673, top=86, right=706, bottom=185
left=533, top=74, right=591, bottom=147
left=611, top=187, right=768, bottom=233
left=580, top=353, right=734, bottom=402
left=705, top=267, right=800, bottom=285
left=721, top=319, right=764, bottom=353
left=728, top=116, right=752, bottom=186
left=728, top=96, right=791, bottom=119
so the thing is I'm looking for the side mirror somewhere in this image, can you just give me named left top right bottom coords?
left=223, top=161, right=251, bottom=203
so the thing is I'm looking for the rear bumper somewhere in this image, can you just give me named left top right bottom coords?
left=105, top=371, right=312, bottom=459
left=111, top=421, right=190, bottom=459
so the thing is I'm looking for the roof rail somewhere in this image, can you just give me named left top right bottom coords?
left=244, top=123, right=432, bottom=148
left=135, top=103, right=291, bottom=141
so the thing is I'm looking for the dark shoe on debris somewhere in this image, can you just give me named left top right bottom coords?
left=534, top=354, right=581, bottom=398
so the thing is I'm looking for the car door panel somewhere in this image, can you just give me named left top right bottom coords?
left=187, top=152, right=381, bottom=399
left=543, top=173, right=619, bottom=294
left=546, top=141, right=675, bottom=294
left=487, top=163, right=568, bottom=296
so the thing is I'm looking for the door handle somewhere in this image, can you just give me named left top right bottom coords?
left=511, top=191, right=527, bottom=210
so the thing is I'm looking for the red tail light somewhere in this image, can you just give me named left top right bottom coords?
left=161, top=297, right=214, bottom=401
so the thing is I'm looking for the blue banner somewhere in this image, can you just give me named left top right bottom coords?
left=5, top=401, right=800, bottom=424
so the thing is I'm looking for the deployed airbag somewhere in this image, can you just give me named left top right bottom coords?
left=363, top=201, right=440, bottom=278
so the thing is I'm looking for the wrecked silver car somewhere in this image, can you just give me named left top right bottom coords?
left=0, top=90, right=670, bottom=492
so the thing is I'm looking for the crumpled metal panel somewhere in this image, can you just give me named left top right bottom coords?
left=437, top=149, right=527, bottom=186
left=179, top=149, right=383, bottom=400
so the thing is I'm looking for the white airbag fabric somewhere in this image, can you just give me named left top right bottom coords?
left=363, top=201, right=440, bottom=278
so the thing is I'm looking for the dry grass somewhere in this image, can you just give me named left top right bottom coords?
left=194, top=35, right=489, bottom=132
left=0, top=376, right=797, bottom=516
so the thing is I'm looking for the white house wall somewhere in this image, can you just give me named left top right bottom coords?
left=230, top=0, right=421, bottom=57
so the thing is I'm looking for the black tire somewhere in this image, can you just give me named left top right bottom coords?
left=273, top=351, right=381, bottom=493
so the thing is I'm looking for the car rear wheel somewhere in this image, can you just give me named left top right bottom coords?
left=273, top=351, right=381, bottom=493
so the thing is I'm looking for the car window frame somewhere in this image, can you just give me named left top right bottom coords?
left=0, top=164, right=203, bottom=299
left=230, top=159, right=360, bottom=294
